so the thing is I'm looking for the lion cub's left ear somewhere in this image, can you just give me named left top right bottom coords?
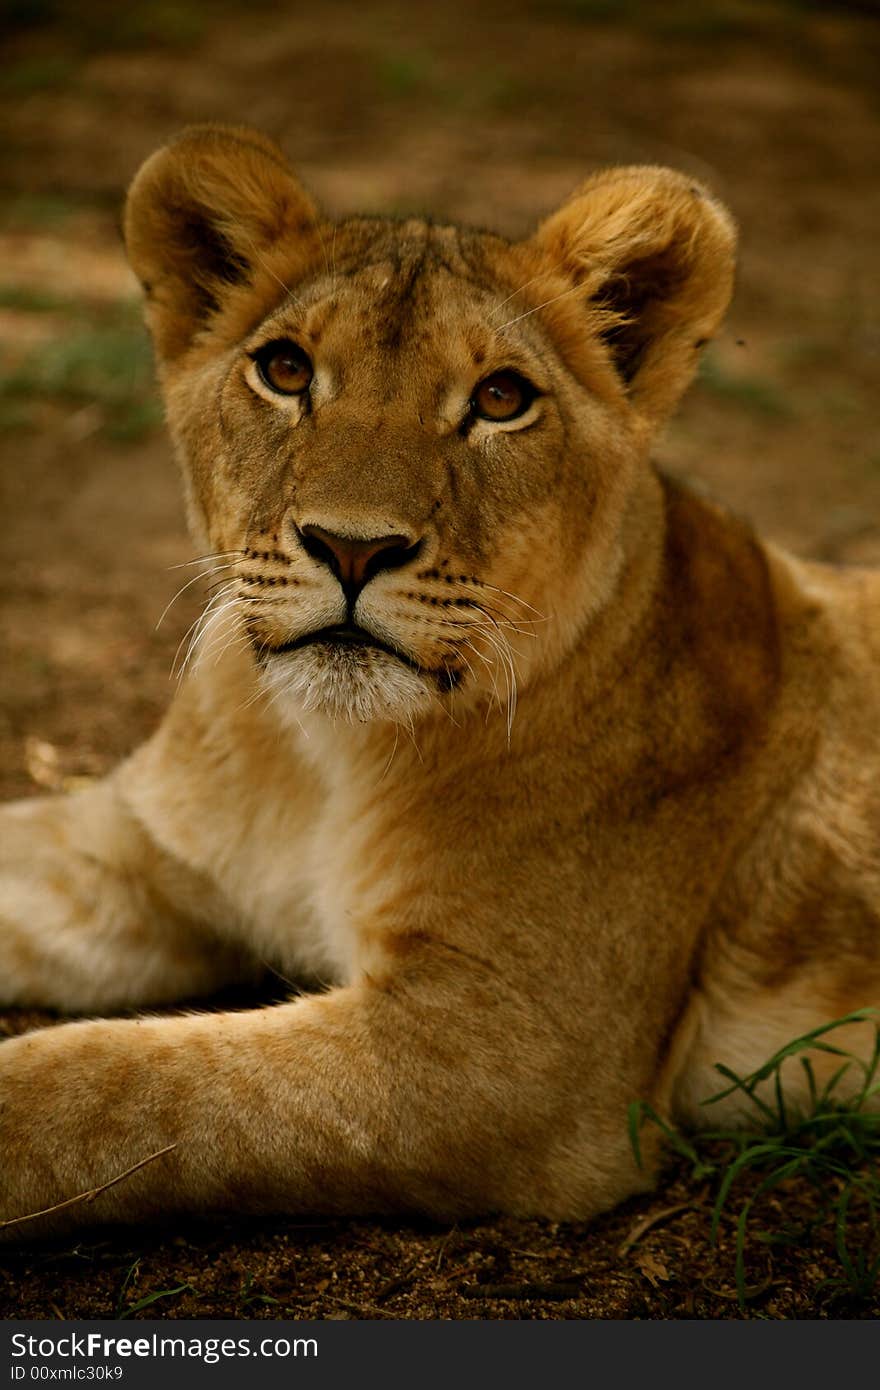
left=533, top=167, right=736, bottom=426
left=124, top=125, right=319, bottom=364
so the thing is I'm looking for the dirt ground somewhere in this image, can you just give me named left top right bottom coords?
left=1, top=0, right=879, bottom=1320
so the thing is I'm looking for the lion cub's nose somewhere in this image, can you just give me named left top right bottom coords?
left=298, top=524, right=422, bottom=601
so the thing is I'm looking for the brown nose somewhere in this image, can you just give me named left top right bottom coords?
left=298, top=524, right=421, bottom=602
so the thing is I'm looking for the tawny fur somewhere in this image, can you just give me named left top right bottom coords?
left=0, top=125, right=878, bottom=1238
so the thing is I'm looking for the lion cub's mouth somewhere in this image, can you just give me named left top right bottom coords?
left=254, top=620, right=463, bottom=721
left=264, top=623, right=422, bottom=672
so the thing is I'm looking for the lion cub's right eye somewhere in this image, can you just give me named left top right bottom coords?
left=470, top=370, right=537, bottom=423
left=251, top=340, right=314, bottom=396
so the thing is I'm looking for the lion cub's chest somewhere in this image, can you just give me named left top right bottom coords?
left=229, top=772, right=398, bottom=989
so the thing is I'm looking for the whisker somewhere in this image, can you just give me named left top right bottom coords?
left=191, top=630, right=245, bottom=681
left=470, top=618, right=519, bottom=739
left=245, top=239, right=303, bottom=308
left=464, top=594, right=543, bottom=636
left=490, top=270, right=549, bottom=318
left=489, top=246, right=593, bottom=319
left=169, top=581, right=240, bottom=679
left=184, top=597, right=239, bottom=660
left=482, top=613, right=524, bottom=660
left=495, top=280, right=593, bottom=334
left=485, top=632, right=516, bottom=738
left=204, top=576, right=246, bottom=596
left=179, top=597, right=244, bottom=681
left=452, top=645, right=477, bottom=686
left=156, top=562, right=242, bottom=631
left=464, top=628, right=503, bottom=717
left=238, top=661, right=289, bottom=716
left=251, top=672, right=312, bottom=739
left=400, top=715, right=424, bottom=765
left=425, top=687, right=460, bottom=728
left=196, top=607, right=253, bottom=669
left=470, top=605, right=529, bottom=662
left=312, top=213, right=334, bottom=284
left=258, top=959, right=303, bottom=997
left=469, top=581, right=546, bottom=620
left=242, top=504, right=261, bottom=549
left=166, top=550, right=245, bottom=571
left=379, top=723, right=401, bottom=783
left=202, top=629, right=252, bottom=672
left=461, top=637, right=503, bottom=719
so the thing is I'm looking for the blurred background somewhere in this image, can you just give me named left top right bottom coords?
left=1, top=0, right=878, bottom=797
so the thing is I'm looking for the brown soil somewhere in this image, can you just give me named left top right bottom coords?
left=1, top=0, right=879, bottom=1320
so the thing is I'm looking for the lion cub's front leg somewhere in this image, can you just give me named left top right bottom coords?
left=0, top=777, right=247, bottom=1013
left=0, top=955, right=649, bottom=1238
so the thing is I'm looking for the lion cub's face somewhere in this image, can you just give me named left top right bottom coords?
left=173, top=223, right=633, bottom=726
left=126, top=128, right=736, bottom=725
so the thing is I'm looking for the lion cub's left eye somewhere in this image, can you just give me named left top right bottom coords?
left=470, top=371, right=536, bottom=423
left=252, top=340, right=314, bottom=396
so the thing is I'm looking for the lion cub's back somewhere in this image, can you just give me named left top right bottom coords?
left=669, top=545, right=880, bottom=1125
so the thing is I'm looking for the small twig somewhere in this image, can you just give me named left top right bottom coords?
left=618, top=1201, right=696, bottom=1255
left=433, top=1259, right=477, bottom=1286
left=434, top=1224, right=459, bottom=1271
left=324, top=1295, right=396, bottom=1319
left=0, top=1144, right=178, bottom=1232
left=374, top=1254, right=426, bottom=1304
left=460, top=1281, right=582, bottom=1302
left=702, top=1275, right=774, bottom=1302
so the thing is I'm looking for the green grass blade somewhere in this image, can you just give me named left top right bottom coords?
left=853, top=1026, right=880, bottom=1107
left=801, top=1056, right=818, bottom=1111
left=627, top=1100, right=645, bottom=1170
left=774, top=1065, right=788, bottom=1132
left=639, top=1008, right=880, bottom=1303
left=119, top=1283, right=194, bottom=1319
left=706, top=1064, right=778, bottom=1123
left=627, top=1100, right=705, bottom=1170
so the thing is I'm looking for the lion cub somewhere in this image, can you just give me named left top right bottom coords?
left=1, top=126, right=878, bottom=1238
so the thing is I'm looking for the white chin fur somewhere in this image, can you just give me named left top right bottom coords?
left=258, top=642, right=434, bottom=724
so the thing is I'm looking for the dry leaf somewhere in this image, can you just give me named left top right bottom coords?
left=24, top=736, right=96, bottom=794
left=636, top=1253, right=670, bottom=1287
left=24, top=736, right=62, bottom=790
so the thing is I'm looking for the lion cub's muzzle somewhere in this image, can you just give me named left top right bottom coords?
left=249, top=516, right=438, bottom=716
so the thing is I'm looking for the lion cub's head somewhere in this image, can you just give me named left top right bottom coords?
left=125, top=126, right=735, bottom=726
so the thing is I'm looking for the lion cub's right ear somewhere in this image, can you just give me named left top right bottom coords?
left=124, top=125, right=319, bottom=363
